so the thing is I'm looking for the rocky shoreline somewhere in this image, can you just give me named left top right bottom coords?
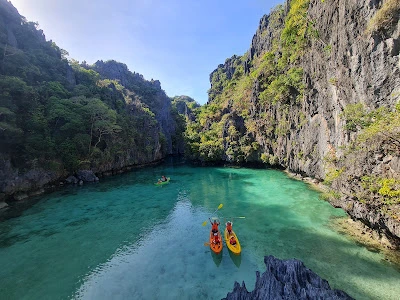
left=285, top=170, right=400, bottom=252
left=0, top=158, right=166, bottom=211
left=223, top=255, right=353, bottom=300
left=332, top=217, right=400, bottom=266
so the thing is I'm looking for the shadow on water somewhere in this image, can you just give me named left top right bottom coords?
left=227, top=204, right=400, bottom=299
left=0, top=196, right=44, bottom=222
left=218, top=171, right=255, bottom=182
left=229, top=250, right=242, bottom=268
left=0, top=157, right=188, bottom=223
left=211, top=250, right=223, bottom=267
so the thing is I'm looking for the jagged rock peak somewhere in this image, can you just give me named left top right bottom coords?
left=94, top=59, right=130, bottom=74
left=210, top=54, right=242, bottom=83
left=171, top=95, right=199, bottom=121
left=223, top=255, right=353, bottom=300
left=249, top=3, right=286, bottom=61
left=92, top=59, right=161, bottom=89
left=172, top=95, right=197, bottom=103
left=93, top=60, right=144, bottom=84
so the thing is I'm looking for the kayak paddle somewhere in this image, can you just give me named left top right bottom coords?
left=202, top=203, right=223, bottom=226
left=223, top=216, right=245, bottom=223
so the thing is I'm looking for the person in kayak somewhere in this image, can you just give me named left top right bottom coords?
left=226, top=221, right=233, bottom=235
left=213, top=233, right=221, bottom=245
left=157, top=175, right=168, bottom=183
left=229, top=235, right=237, bottom=245
left=210, top=219, right=220, bottom=234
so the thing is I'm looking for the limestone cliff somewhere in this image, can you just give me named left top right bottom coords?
left=186, top=0, right=400, bottom=245
left=92, top=60, right=177, bottom=155
left=171, top=96, right=199, bottom=153
left=0, top=0, right=186, bottom=203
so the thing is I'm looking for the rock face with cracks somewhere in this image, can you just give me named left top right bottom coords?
left=193, top=0, right=400, bottom=246
left=223, top=255, right=353, bottom=300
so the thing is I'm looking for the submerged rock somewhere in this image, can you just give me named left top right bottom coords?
left=76, top=170, right=99, bottom=183
left=223, top=255, right=353, bottom=300
left=65, top=176, right=78, bottom=184
left=0, top=201, right=8, bottom=209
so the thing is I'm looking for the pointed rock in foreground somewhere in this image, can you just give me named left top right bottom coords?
left=223, top=255, right=353, bottom=300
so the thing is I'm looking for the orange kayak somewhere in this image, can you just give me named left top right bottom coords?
left=209, top=230, right=223, bottom=254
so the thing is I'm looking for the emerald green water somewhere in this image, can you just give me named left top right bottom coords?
left=1, top=160, right=399, bottom=299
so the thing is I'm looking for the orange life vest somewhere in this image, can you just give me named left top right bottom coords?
left=227, top=223, right=232, bottom=231
left=212, top=223, right=218, bottom=231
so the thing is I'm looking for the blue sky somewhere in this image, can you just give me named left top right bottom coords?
left=11, top=0, right=282, bottom=104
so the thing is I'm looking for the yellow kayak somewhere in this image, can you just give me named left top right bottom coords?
left=224, top=228, right=241, bottom=255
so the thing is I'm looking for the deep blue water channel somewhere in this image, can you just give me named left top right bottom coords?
left=0, top=158, right=399, bottom=299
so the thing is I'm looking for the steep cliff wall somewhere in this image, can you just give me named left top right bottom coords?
left=186, top=0, right=400, bottom=245
left=297, top=0, right=399, bottom=244
left=0, top=0, right=186, bottom=203
left=92, top=60, right=177, bottom=155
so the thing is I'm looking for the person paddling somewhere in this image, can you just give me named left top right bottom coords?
left=157, top=175, right=168, bottom=183
left=226, top=221, right=233, bottom=236
left=210, top=218, right=220, bottom=234
left=213, top=233, right=221, bottom=245
left=229, top=235, right=237, bottom=245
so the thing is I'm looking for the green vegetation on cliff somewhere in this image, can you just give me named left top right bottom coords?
left=0, top=0, right=183, bottom=181
left=366, top=0, right=400, bottom=36
left=185, top=0, right=312, bottom=163
left=330, top=103, right=400, bottom=219
left=184, top=0, right=400, bottom=235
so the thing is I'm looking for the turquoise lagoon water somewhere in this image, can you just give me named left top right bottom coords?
left=0, top=159, right=399, bottom=299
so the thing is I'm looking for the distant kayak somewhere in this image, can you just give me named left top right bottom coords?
left=209, top=230, right=223, bottom=254
left=224, top=228, right=241, bottom=255
left=154, top=177, right=170, bottom=186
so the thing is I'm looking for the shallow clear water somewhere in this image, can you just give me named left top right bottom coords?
left=0, top=159, right=399, bottom=300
